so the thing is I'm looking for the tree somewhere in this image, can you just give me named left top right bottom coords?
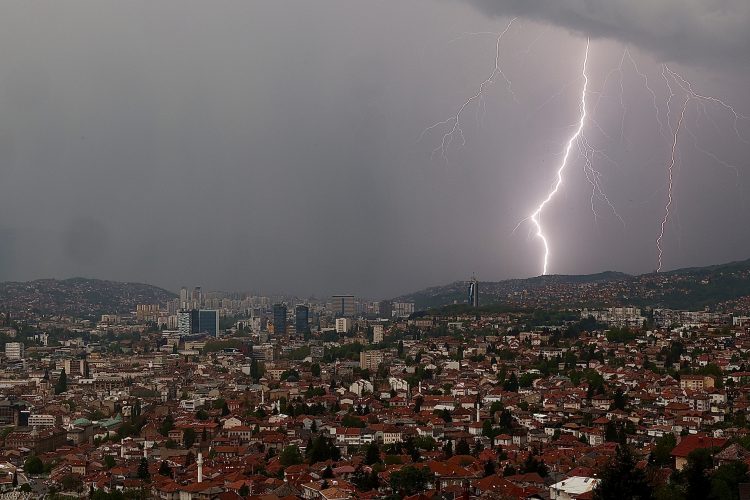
left=311, top=363, right=321, bottom=377
left=23, top=456, right=44, bottom=475
left=159, top=414, right=174, bottom=436
left=390, top=465, right=434, bottom=496
left=238, top=484, right=250, bottom=497
left=365, top=442, right=381, bottom=465
left=484, top=460, right=496, bottom=477
left=710, top=461, right=749, bottom=500
left=137, top=457, right=151, bottom=482
left=183, top=428, right=197, bottom=449
left=60, top=473, right=83, bottom=492
left=55, top=369, right=68, bottom=394
left=279, top=445, right=304, bottom=467
left=455, top=439, right=471, bottom=456
left=307, top=435, right=340, bottom=464
left=499, top=409, right=513, bottom=431
left=482, top=419, right=499, bottom=439
left=443, top=440, right=453, bottom=458
left=159, top=461, right=172, bottom=477
left=612, top=388, right=628, bottom=410
left=522, top=453, right=548, bottom=477
left=503, top=373, right=519, bottom=392
left=592, top=445, right=652, bottom=500
left=650, top=434, right=677, bottom=467
left=104, top=455, right=116, bottom=469
left=683, top=448, right=713, bottom=500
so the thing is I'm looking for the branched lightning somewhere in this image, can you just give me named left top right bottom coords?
left=624, top=48, right=668, bottom=142
left=656, top=96, right=689, bottom=272
left=529, top=39, right=590, bottom=275
left=419, top=18, right=518, bottom=163
left=421, top=27, right=748, bottom=277
left=653, top=64, right=750, bottom=271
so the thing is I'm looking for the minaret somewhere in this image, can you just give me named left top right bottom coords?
left=197, top=452, right=203, bottom=483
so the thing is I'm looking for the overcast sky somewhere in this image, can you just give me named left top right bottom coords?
left=0, top=0, right=749, bottom=298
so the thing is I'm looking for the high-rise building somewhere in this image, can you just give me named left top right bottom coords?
left=192, top=287, right=203, bottom=308
left=5, top=342, right=24, bottom=360
left=393, top=302, right=415, bottom=318
left=468, top=276, right=479, bottom=308
left=331, top=295, right=356, bottom=317
left=360, top=350, right=384, bottom=371
left=177, top=309, right=196, bottom=336
left=372, top=324, right=385, bottom=344
left=378, top=300, right=393, bottom=319
left=177, top=309, right=219, bottom=336
left=197, top=310, right=219, bottom=336
left=180, top=287, right=189, bottom=309
left=295, top=305, right=309, bottom=336
left=335, top=317, right=352, bottom=334
left=273, top=304, right=287, bottom=335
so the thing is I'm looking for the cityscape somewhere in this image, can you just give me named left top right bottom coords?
left=2, top=1, right=750, bottom=500
left=2, top=265, right=750, bottom=499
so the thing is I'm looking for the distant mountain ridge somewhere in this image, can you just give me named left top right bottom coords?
left=0, top=277, right=176, bottom=318
left=395, top=258, right=750, bottom=312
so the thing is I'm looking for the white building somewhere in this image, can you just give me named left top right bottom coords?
left=549, top=477, right=600, bottom=500
left=349, top=379, right=373, bottom=397
left=28, top=414, right=56, bottom=427
left=393, top=302, right=415, bottom=318
left=4, top=342, right=24, bottom=360
left=372, top=324, right=384, bottom=344
left=335, top=318, right=352, bottom=334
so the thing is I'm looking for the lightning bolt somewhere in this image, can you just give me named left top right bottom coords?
left=654, top=65, right=749, bottom=271
left=529, top=39, right=590, bottom=275
left=656, top=96, right=689, bottom=272
left=419, top=18, right=518, bottom=163
left=422, top=27, right=747, bottom=277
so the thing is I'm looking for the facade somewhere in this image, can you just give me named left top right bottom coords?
left=273, top=304, right=287, bottom=335
left=378, top=300, right=393, bottom=319
left=359, top=350, right=384, bottom=371
left=330, top=295, right=356, bottom=318
left=4, top=342, right=24, bottom=360
left=372, top=324, right=384, bottom=344
left=680, top=375, right=715, bottom=391
left=549, top=477, right=599, bottom=500
left=197, top=310, right=219, bottom=336
left=295, top=305, right=309, bottom=336
left=393, top=302, right=415, bottom=318
left=5, top=427, right=67, bottom=454
left=177, top=309, right=219, bottom=336
left=28, top=414, right=56, bottom=427
left=468, top=276, right=479, bottom=308
left=335, top=318, right=352, bottom=334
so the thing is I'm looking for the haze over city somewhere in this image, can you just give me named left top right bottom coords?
left=1, top=1, right=749, bottom=298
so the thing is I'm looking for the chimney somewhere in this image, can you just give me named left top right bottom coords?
left=197, top=452, right=203, bottom=483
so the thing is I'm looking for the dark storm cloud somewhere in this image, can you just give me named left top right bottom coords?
left=0, top=1, right=748, bottom=298
left=464, top=0, right=750, bottom=68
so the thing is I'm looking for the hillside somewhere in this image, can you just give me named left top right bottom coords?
left=0, top=277, right=176, bottom=319
left=395, top=259, right=750, bottom=312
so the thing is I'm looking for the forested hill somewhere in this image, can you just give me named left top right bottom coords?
left=395, top=259, right=750, bottom=312
left=0, top=278, right=176, bottom=318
